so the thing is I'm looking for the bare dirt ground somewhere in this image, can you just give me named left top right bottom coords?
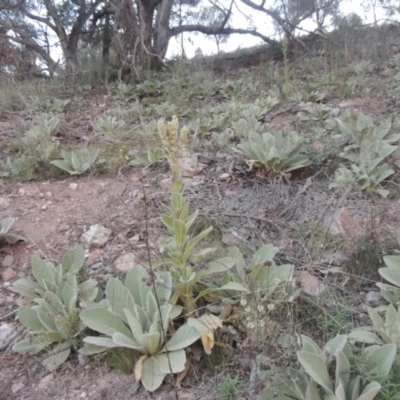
left=2, top=156, right=400, bottom=399
left=3, top=33, right=400, bottom=397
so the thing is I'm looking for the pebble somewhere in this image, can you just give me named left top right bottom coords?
left=11, top=383, right=24, bottom=394
left=0, top=323, right=17, bottom=350
left=115, top=253, right=138, bottom=272
left=81, top=224, right=112, bottom=248
left=365, top=291, right=388, bottom=308
left=18, top=188, right=25, bottom=196
left=2, top=268, right=17, bottom=281
left=38, top=374, right=54, bottom=390
left=69, top=183, right=78, bottom=190
left=0, top=197, right=10, bottom=208
left=2, top=255, right=14, bottom=268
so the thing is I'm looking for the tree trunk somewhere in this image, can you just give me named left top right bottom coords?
left=154, top=0, right=173, bottom=60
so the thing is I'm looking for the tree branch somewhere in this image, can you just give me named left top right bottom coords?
left=170, top=24, right=279, bottom=47
left=25, top=12, right=57, bottom=31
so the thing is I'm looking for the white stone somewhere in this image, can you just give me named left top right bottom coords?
left=115, top=253, right=138, bottom=272
left=300, top=272, right=326, bottom=297
left=81, top=224, right=112, bottom=248
left=2, top=268, right=17, bottom=281
left=365, top=291, right=388, bottom=308
left=219, top=173, right=230, bottom=180
left=11, top=383, right=24, bottom=393
left=0, top=197, right=10, bottom=208
left=2, top=254, right=14, bottom=268
left=0, top=323, right=17, bottom=350
left=69, top=183, right=78, bottom=190
left=38, top=374, right=54, bottom=389
left=323, top=207, right=362, bottom=238
left=178, top=148, right=198, bottom=178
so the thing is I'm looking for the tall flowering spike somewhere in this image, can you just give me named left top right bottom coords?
left=179, top=126, right=189, bottom=149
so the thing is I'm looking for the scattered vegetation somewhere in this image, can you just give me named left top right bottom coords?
left=4, top=18, right=400, bottom=400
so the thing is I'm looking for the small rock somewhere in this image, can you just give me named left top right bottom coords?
left=45, top=191, right=52, bottom=198
left=81, top=392, right=87, bottom=398
left=312, top=140, right=324, bottom=153
left=159, top=178, right=170, bottom=189
left=225, top=190, right=237, bottom=198
left=178, top=148, right=197, bottom=178
left=18, top=188, right=25, bottom=196
left=338, top=99, right=362, bottom=108
left=69, top=183, right=78, bottom=190
left=300, top=272, right=326, bottom=297
left=128, top=234, right=140, bottom=243
left=41, top=204, right=47, bottom=211
left=58, top=224, right=69, bottom=233
left=195, top=162, right=208, bottom=174
left=2, top=268, right=17, bottom=281
left=2, top=255, right=15, bottom=268
left=38, top=374, right=54, bottom=390
left=81, top=224, right=112, bottom=248
left=381, top=68, right=396, bottom=78
left=117, top=233, right=127, bottom=242
left=219, top=173, right=230, bottom=180
left=322, top=251, right=347, bottom=265
left=115, top=253, right=138, bottom=272
left=0, top=197, right=10, bottom=208
left=221, top=228, right=249, bottom=246
left=323, top=207, right=362, bottom=238
left=365, top=291, right=388, bottom=308
left=87, top=251, right=101, bottom=264
left=11, top=383, right=24, bottom=394
left=0, top=323, right=17, bottom=350
left=78, top=353, right=87, bottom=366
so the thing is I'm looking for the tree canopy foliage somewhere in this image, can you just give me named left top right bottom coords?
left=0, top=0, right=393, bottom=79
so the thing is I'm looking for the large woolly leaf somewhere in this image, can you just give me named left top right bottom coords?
left=17, top=306, right=44, bottom=331
left=141, top=355, right=165, bottom=392
left=250, top=244, right=278, bottom=268
left=383, top=255, right=400, bottom=271
left=125, top=266, right=149, bottom=308
left=379, top=267, right=400, bottom=287
left=335, top=350, right=350, bottom=389
left=163, top=325, right=200, bottom=352
left=105, top=278, right=135, bottom=323
left=13, top=333, right=62, bottom=354
left=42, top=348, right=71, bottom=371
left=348, top=330, right=383, bottom=345
left=357, top=382, right=381, bottom=400
left=365, top=343, right=396, bottom=382
left=323, top=335, right=348, bottom=355
left=137, top=331, right=161, bottom=355
left=37, top=311, right=58, bottom=332
left=10, top=278, right=42, bottom=300
left=80, top=308, right=131, bottom=337
left=195, top=257, right=235, bottom=281
left=124, top=308, right=144, bottom=340
left=83, top=336, right=119, bottom=349
left=297, top=351, right=333, bottom=394
left=62, top=246, right=85, bottom=275
left=112, top=332, right=144, bottom=351
left=31, top=255, right=56, bottom=289
left=158, top=349, right=186, bottom=373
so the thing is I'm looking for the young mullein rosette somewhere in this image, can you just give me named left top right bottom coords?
left=80, top=266, right=201, bottom=392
